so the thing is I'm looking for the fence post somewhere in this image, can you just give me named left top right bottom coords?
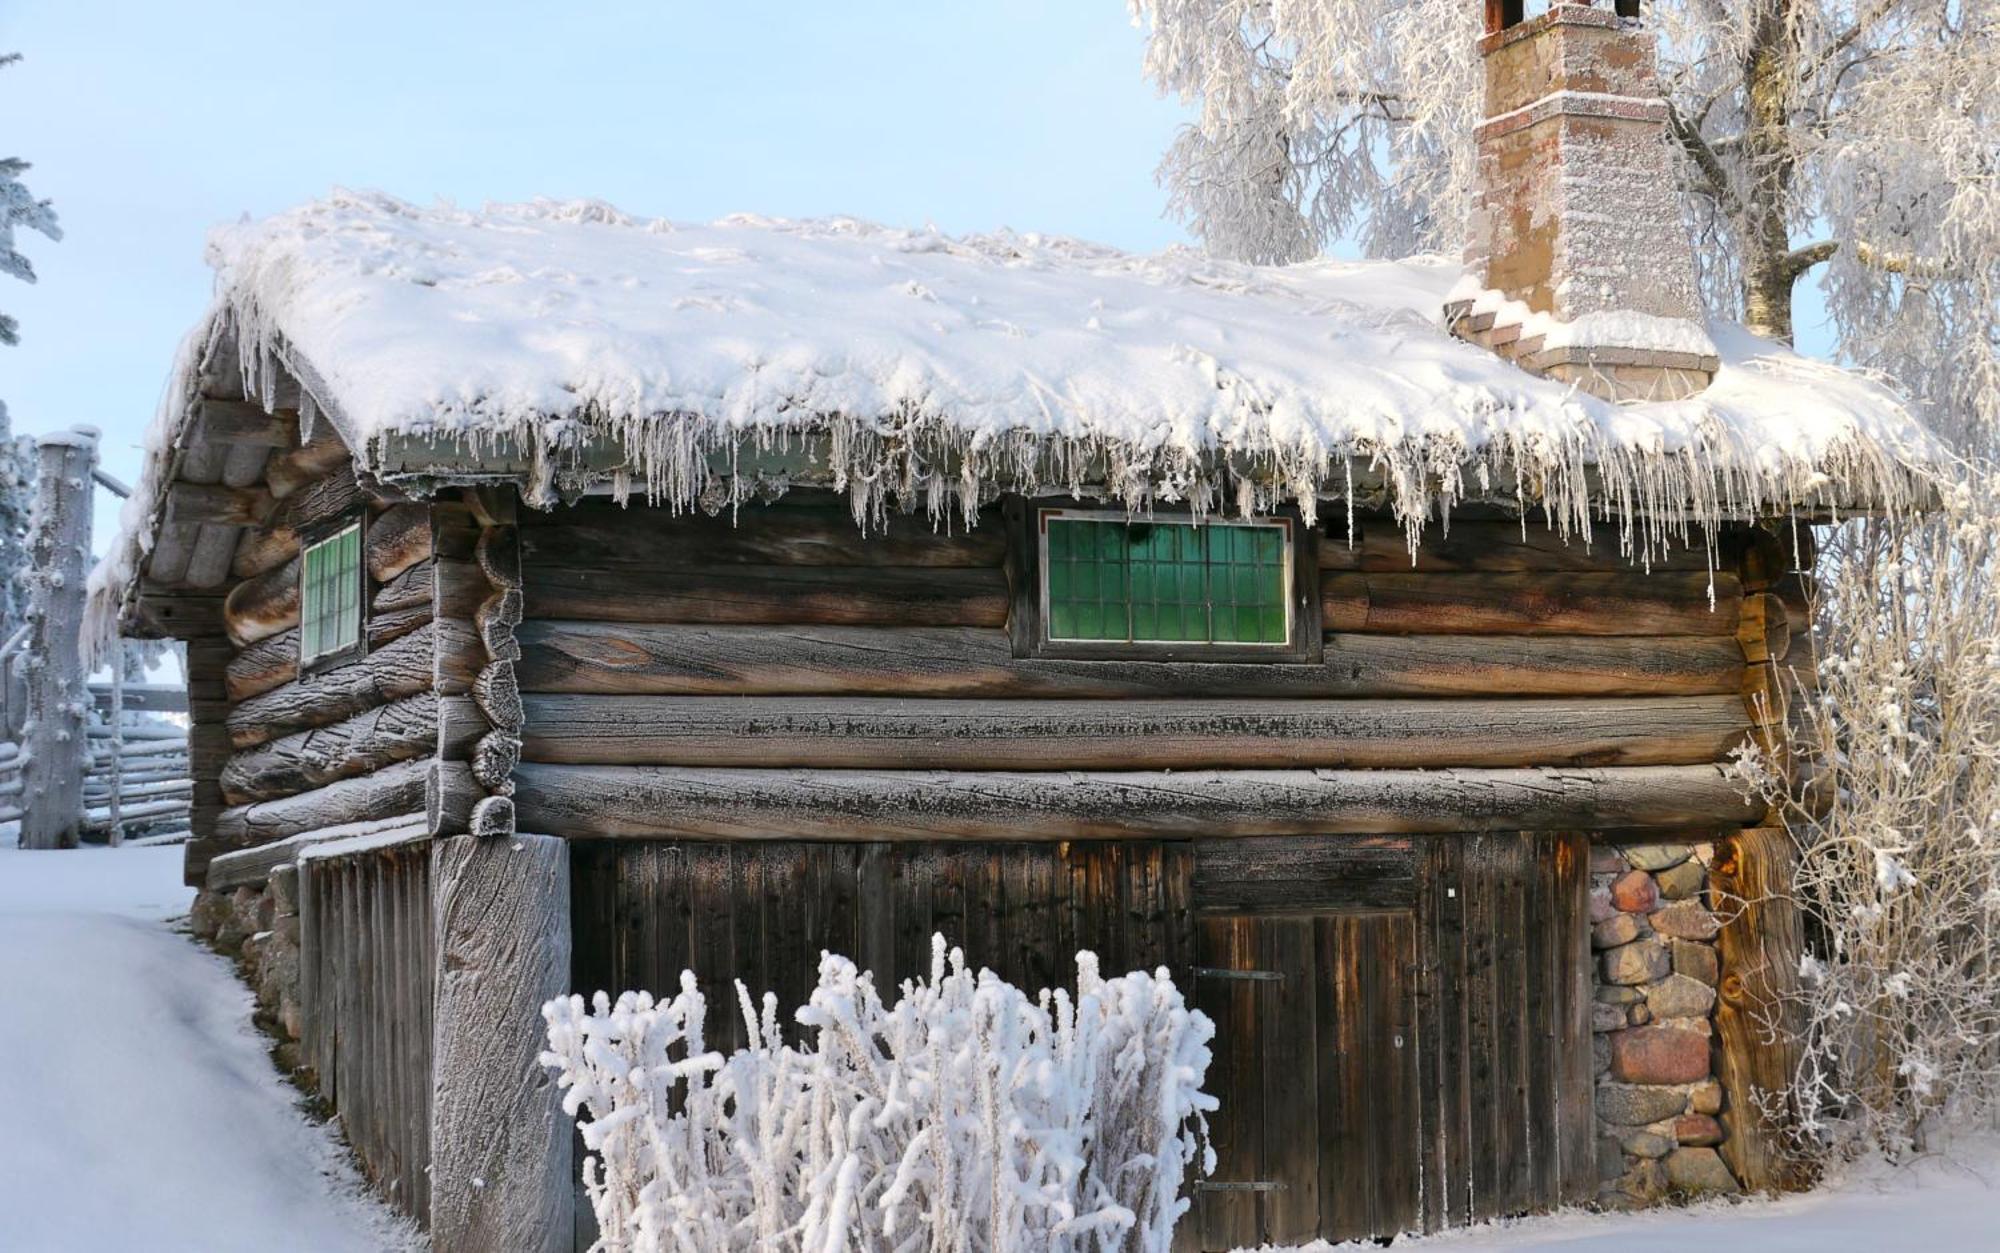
left=20, top=426, right=97, bottom=850
left=430, top=832, right=573, bottom=1252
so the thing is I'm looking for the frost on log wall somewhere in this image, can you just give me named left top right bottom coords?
left=514, top=493, right=1790, bottom=1247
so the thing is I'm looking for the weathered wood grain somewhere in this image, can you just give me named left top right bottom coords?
left=222, top=694, right=484, bottom=804
left=430, top=833, right=572, bottom=1253
left=514, top=622, right=1746, bottom=698
left=368, top=503, right=434, bottom=583
left=517, top=694, right=1749, bottom=771
left=226, top=624, right=475, bottom=748
left=514, top=763, right=1765, bottom=841
left=224, top=556, right=301, bottom=647
left=520, top=504, right=1007, bottom=568
left=426, top=761, right=481, bottom=837
left=1320, top=521, right=1720, bottom=573
left=1712, top=827, right=1813, bottom=1193
left=1322, top=572, right=1740, bottom=636
left=232, top=523, right=300, bottom=579
left=165, top=481, right=274, bottom=526
left=193, top=397, right=297, bottom=447
left=223, top=609, right=455, bottom=703
left=270, top=461, right=363, bottom=530
left=522, top=564, right=1010, bottom=626
left=214, top=758, right=432, bottom=849
left=205, top=812, right=427, bottom=893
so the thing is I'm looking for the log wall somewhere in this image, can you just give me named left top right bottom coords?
left=512, top=499, right=1760, bottom=839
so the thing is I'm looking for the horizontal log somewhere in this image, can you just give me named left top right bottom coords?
left=89, top=685, right=188, bottom=714
left=1320, top=521, right=1718, bottom=573
left=222, top=602, right=441, bottom=703
left=214, top=758, right=432, bottom=850
left=522, top=565, right=1010, bottom=626
left=264, top=432, right=352, bottom=500
left=227, top=619, right=483, bottom=746
left=224, top=557, right=300, bottom=647
left=1322, top=572, right=1740, bottom=636
left=518, top=695, right=1749, bottom=771
left=231, top=524, right=299, bottom=580
left=221, top=693, right=483, bottom=805
left=205, top=811, right=427, bottom=892
left=270, top=461, right=362, bottom=530
left=368, top=503, right=433, bottom=583
left=193, top=398, right=296, bottom=448
left=520, top=505, right=1006, bottom=569
left=514, top=622, right=1745, bottom=699
left=165, top=482, right=274, bottom=527
left=513, top=763, right=1766, bottom=840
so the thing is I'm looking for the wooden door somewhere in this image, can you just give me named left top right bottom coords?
left=1189, top=832, right=1593, bottom=1250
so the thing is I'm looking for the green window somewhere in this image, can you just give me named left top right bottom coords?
left=1042, top=512, right=1292, bottom=647
left=299, top=520, right=364, bottom=667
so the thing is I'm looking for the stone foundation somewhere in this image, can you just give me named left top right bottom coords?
left=188, top=877, right=306, bottom=1072
left=1591, top=839, right=1741, bottom=1206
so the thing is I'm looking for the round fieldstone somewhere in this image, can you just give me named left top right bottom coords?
left=1652, top=900, right=1722, bottom=941
left=1623, top=844, right=1693, bottom=872
left=1593, top=1003, right=1630, bottom=1033
left=1675, top=1113, right=1724, bottom=1147
left=1690, top=1079, right=1724, bottom=1115
left=1597, top=984, right=1645, bottom=1005
left=1612, top=869, right=1660, bottom=913
left=1665, top=1146, right=1739, bottom=1193
left=1655, top=859, right=1706, bottom=900
left=1590, top=885, right=1618, bottom=922
left=1619, top=1128, right=1674, bottom=1159
left=1617, top=1157, right=1669, bottom=1202
left=1602, top=937, right=1672, bottom=986
left=1672, top=939, right=1720, bottom=986
left=1610, top=1026, right=1712, bottom=1085
left=1597, top=1082, right=1691, bottom=1126
left=1644, top=973, right=1718, bottom=1021
left=1591, top=847, right=1628, bottom=875
left=1593, top=913, right=1642, bottom=949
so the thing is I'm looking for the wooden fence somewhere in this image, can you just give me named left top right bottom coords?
left=2, top=428, right=193, bottom=846
left=298, top=837, right=434, bottom=1225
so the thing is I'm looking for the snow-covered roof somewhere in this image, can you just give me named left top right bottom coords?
left=93, top=191, right=1944, bottom=643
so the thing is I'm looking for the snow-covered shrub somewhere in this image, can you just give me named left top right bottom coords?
left=541, top=936, right=1214, bottom=1252
left=1738, top=462, right=2000, bottom=1160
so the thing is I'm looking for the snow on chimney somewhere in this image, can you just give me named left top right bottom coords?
left=1447, top=0, right=1718, bottom=402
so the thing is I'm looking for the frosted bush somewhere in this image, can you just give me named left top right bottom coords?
left=1736, top=461, right=2000, bottom=1161
left=542, top=936, right=1214, bottom=1252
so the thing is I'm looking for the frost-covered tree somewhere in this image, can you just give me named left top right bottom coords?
left=1127, top=1, right=2000, bottom=449
left=2, top=52, right=61, bottom=349
left=0, top=52, right=55, bottom=641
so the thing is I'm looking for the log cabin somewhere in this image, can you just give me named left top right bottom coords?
left=88, top=4, right=1940, bottom=1249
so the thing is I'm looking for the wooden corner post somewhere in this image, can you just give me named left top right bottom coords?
left=430, top=832, right=573, bottom=1252
left=20, top=426, right=98, bottom=850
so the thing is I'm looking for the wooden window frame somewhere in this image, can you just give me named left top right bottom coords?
left=1006, top=499, right=1323, bottom=664
left=296, top=510, right=368, bottom=676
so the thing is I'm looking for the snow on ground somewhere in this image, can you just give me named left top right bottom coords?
left=1241, top=1139, right=2000, bottom=1252
left=0, top=843, right=418, bottom=1253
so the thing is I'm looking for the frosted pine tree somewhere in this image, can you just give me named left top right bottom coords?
left=1127, top=1, right=2000, bottom=449
left=1, top=52, right=55, bottom=641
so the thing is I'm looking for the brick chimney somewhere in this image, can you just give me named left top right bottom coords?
left=1446, top=1, right=1718, bottom=402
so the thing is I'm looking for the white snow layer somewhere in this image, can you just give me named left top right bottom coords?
left=0, top=844, right=419, bottom=1252
left=89, top=190, right=1945, bottom=648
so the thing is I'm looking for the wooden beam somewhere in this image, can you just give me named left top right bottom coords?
left=514, top=622, right=1746, bottom=699
left=221, top=694, right=486, bottom=805
left=194, top=397, right=298, bottom=447
left=204, top=812, right=427, bottom=893
left=1322, top=572, right=1741, bottom=636
left=1712, top=827, right=1813, bottom=1193
left=516, top=694, right=1750, bottom=771
left=1321, top=520, right=1720, bottom=573
left=430, top=833, right=573, bottom=1253
left=519, top=503, right=1007, bottom=568
left=512, top=762, right=1766, bottom=841
left=226, top=619, right=479, bottom=729
left=523, top=564, right=1010, bottom=626
left=224, top=556, right=300, bottom=647
left=213, top=758, right=432, bottom=849
left=165, top=481, right=275, bottom=526
left=266, top=431, right=353, bottom=500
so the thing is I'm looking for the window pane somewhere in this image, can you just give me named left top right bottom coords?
left=1043, top=514, right=1289, bottom=648
left=299, top=521, right=364, bottom=665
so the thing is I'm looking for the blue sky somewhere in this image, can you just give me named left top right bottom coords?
left=2, top=1, right=1188, bottom=544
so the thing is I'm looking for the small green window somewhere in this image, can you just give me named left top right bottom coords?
left=1041, top=511, right=1292, bottom=648
left=299, top=519, right=365, bottom=668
